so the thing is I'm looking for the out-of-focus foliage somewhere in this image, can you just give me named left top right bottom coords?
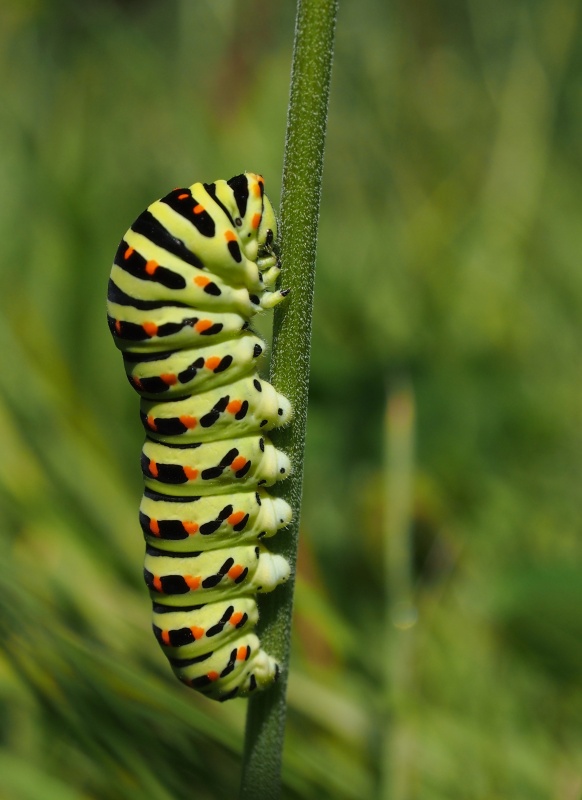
left=1, top=0, right=581, bottom=798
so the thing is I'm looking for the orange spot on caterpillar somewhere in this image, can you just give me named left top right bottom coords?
left=229, top=611, right=244, bottom=626
left=205, top=356, right=221, bottom=371
left=194, top=275, right=210, bottom=287
left=142, top=321, right=158, bottom=337
left=132, top=376, right=143, bottom=389
left=190, top=626, right=204, bottom=639
left=152, top=576, right=162, bottom=592
left=149, top=460, right=158, bottom=477
left=149, top=518, right=160, bottom=536
left=177, top=193, right=189, bottom=200
left=183, top=466, right=198, bottom=480
left=236, top=646, right=247, bottom=661
left=224, top=230, right=237, bottom=242
left=161, top=630, right=171, bottom=646
left=114, top=319, right=122, bottom=334
left=228, top=564, right=244, bottom=581
left=194, top=319, right=213, bottom=333
left=179, top=415, right=197, bottom=429
left=184, top=575, right=201, bottom=591
left=160, top=373, right=177, bottom=385
left=228, top=511, right=245, bottom=527
left=231, top=456, right=247, bottom=472
left=252, top=181, right=262, bottom=196
left=251, top=212, right=261, bottom=230
left=145, top=260, right=159, bottom=275
left=207, top=671, right=220, bottom=682
left=124, top=246, right=134, bottom=260
left=183, top=521, right=199, bottom=535
left=146, top=415, right=157, bottom=431
left=193, top=204, right=204, bottom=214
left=226, top=400, right=242, bottom=415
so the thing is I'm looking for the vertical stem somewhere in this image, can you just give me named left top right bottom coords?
left=239, top=0, right=338, bottom=798
left=381, top=383, right=417, bottom=800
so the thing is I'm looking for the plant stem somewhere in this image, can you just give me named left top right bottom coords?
left=238, top=0, right=338, bottom=797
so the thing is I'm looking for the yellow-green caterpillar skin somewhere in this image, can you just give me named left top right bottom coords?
left=107, top=173, right=291, bottom=701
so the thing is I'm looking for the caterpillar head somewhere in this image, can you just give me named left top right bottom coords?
left=223, top=173, right=278, bottom=266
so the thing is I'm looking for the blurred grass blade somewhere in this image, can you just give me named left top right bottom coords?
left=382, top=383, right=417, bottom=800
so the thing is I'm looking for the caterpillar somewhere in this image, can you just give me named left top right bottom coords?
left=107, top=172, right=292, bottom=701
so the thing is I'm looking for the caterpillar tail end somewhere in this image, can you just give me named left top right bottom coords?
left=241, top=650, right=283, bottom=695
left=173, top=636, right=284, bottom=701
left=212, top=650, right=282, bottom=701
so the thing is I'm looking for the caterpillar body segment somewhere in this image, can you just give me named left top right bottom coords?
left=107, top=305, right=248, bottom=353
left=108, top=172, right=291, bottom=701
left=123, top=331, right=267, bottom=399
left=108, top=257, right=259, bottom=319
left=143, top=543, right=290, bottom=605
left=139, top=376, right=292, bottom=445
left=140, top=488, right=293, bottom=553
left=141, top=435, right=291, bottom=496
left=151, top=595, right=260, bottom=658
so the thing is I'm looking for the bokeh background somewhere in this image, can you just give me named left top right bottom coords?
left=1, top=0, right=582, bottom=798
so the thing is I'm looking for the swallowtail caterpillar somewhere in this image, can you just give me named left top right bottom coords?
left=107, top=173, right=291, bottom=701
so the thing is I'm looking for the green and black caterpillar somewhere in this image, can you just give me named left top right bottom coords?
left=107, top=173, right=292, bottom=701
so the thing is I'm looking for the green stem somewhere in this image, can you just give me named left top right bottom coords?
left=238, top=0, right=338, bottom=798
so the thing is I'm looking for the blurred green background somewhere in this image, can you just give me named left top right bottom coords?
left=1, top=0, right=582, bottom=798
